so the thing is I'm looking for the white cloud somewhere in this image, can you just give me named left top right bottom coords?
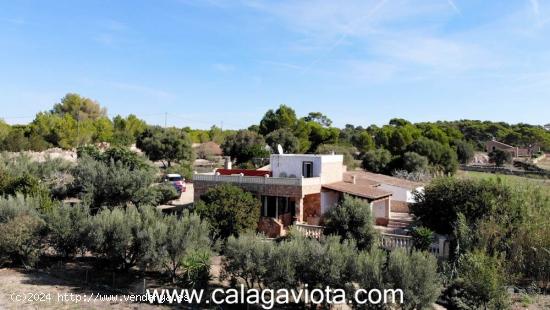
left=212, top=63, right=235, bottom=72
left=447, top=0, right=461, bottom=15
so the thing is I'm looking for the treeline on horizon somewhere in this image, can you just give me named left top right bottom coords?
left=1, top=93, right=549, bottom=174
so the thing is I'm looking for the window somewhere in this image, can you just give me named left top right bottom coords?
left=261, top=196, right=295, bottom=218
left=302, top=161, right=313, bottom=178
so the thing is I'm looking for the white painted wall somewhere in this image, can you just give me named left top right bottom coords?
left=372, top=200, right=386, bottom=218
left=377, top=184, right=424, bottom=203
left=270, top=154, right=344, bottom=184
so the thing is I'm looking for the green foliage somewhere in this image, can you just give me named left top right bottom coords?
left=51, top=93, right=107, bottom=121
left=221, top=129, right=269, bottom=164
left=444, top=251, right=509, bottom=310
left=90, top=206, right=166, bottom=270
left=408, top=137, right=458, bottom=174
left=414, top=177, right=550, bottom=289
left=180, top=249, right=211, bottom=289
left=402, top=152, right=429, bottom=173
left=385, top=249, right=442, bottom=310
left=137, top=126, right=193, bottom=167
left=158, top=212, right=212, bottom=284
left=112, top=114, right=147, bottom=146
left=455, top=140, right=475, bottom=164
left=1, top=127, right=31, bottom=151
left=303, top=112, right=332, bottom=127
left=323, top=195, right=378, bottom=251
left=0, top=194, right=45, bottom=267
left=355, top=247, right=387, bottom=307
left=411, top=226, right=434, bottom=251
left=489, top=149, right=512, bottom=167
left=362, top=149, right=392, bottom=173
left=222, top=233, right=272, bottom=289
left=259, top=104, right=298, bottom=135
left=411, top=178, right=511, bottom=235
left=265, top=128, right=300, bottom=154
left=71, top=156, right=157, bottom=208
left=195, top=184, right=260, bottom=241
left=45, top=204, right=92, bottom=257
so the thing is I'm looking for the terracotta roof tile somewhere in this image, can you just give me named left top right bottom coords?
left=323, top=181, right=392, bottom=200
left=344, top=171, right=424, bottom=190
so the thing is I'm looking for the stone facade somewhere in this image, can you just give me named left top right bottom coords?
left=194, top=180, right=304, bottom=199
left=303, top=193, right=321, bottom=225
left=258, top=217, right=283, bottom=238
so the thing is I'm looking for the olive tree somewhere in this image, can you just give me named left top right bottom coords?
left=157, top=212, right=212, bottom=283
left=385, top=249, right=441, bottom=310
left=195, top=184, right=260, bottom=241
left=323, top=195, right=378, bottom=250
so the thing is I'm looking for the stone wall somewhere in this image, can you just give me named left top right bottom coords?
left=391, top=200, right=410, bottom=213
left=258, top=217, right=283, bottom=238
left=193, top=180, right=305, bottom=200
left=303, top=193, right=321, bottom=225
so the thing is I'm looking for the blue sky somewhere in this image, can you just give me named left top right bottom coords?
left=1, top=0, right=549, bottom=129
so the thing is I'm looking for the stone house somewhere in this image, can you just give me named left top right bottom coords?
left=484, top=139, right=541, bottom=158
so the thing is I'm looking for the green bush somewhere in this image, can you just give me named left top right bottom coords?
left=195, top=184, right=260, bottom=241
left=71, top=157, right=157, bottom=208
left=222, top=233, right=271, bottom=289
left=157, top=212, right=211, bottom=283
left=443, top=251, right=509, bottom=310
left=411, top=226, right=435, bottom=252
left=354, top=248, right=387, bottom=309
left=361, top=149, right=392, bottom=173
left=90, top=206, right=166, bottom=270
left=0, top=194, right=45, bottom=268
left=323, top=195, right=378, bottom=250
left=44, top=204, right=92, bottom=257
left=385, top=249, right=441, bottom=310
left=180, top=249, right=211, bottom=289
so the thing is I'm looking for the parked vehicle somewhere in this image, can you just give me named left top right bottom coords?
left=164, top=173, right=186, bottom=193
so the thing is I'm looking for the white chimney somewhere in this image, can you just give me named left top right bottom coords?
left=224, top=156, right=232, bottom=170
left=352, top=175, right=357, bottom=184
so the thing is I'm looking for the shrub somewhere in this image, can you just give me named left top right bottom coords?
left=90, top=206, right=166, bottom=270
left=180, top=249, right=211, bottom=289
left=354, top=248, right=387, bottom=309
left=411, top=178, right=511, bottom=235
left=489, top=149, right=512, bottom=167
left=195, top=184, right=260, bottom=241
left=155, top=182, right=180, bottom=205
left=0, top=194, right=45, bottom=267
left=44, top=204, right=92, bottom=258
left=0, top=214, right=45, bottom=267
left=71, top=157, right=157, bottom=208
left=157, top=212, right=212, bottom=283
left=361, top=149, right=392, bottom=173
left=443, top=251, right=509, bottom=310
left=222, top=233, right=271, bottom=289
left=385, top=249, right=441, bottom=310
left=323, top=195, right=378, bottom=250
left=402, top=152, right=429, bottom=173
left=411, top=226, right=435, bottom=252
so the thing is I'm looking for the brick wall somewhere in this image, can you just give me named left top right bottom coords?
left=303, top=193, right=321, bottom=224
left=194, top=180, right=305, bottom=200
left=258, top=217, right=283, bottom=238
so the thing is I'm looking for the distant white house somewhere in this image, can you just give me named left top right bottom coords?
left=545, top=124, right=550, bottom=131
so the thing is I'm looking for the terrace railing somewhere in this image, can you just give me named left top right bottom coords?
left=193, top=173, right=321, bottom=187
left=294, top=223, right=324, bottom=240
left=380, top=233, right=449, bottom=258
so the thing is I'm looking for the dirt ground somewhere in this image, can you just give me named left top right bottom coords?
left=0, top=268, right=162, bottom=309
